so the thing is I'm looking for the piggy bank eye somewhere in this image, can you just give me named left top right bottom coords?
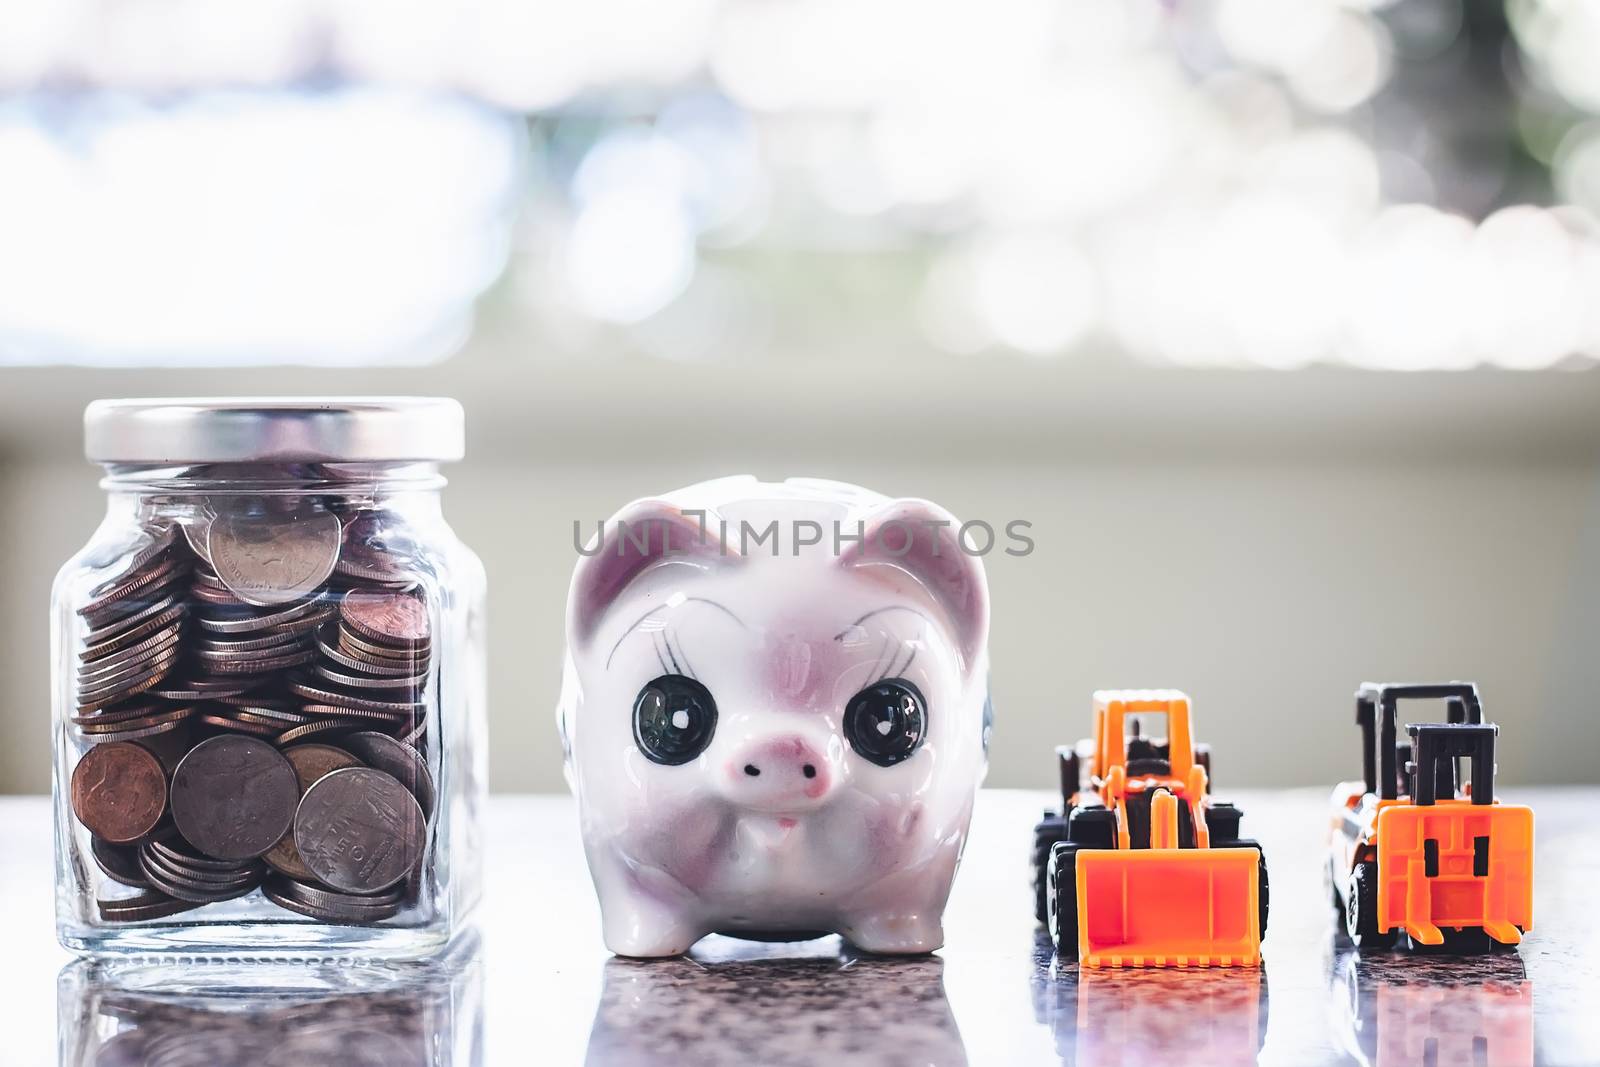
left=633, top=674, right=718, bottom=765
left=845, top=679, right=926, bottom=767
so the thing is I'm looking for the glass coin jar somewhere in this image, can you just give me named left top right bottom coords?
left=52, top=398, right=486, bottom=958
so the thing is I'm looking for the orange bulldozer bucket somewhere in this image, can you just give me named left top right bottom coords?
left=1074, top=791, right=1262, bottom=968
left=1075, top=847, right=1262, bottom=968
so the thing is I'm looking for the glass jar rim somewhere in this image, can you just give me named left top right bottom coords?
left=85, top=397, right=465, bottom=464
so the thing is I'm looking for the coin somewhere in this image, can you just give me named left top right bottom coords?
left=339, top=592, right=429, bottom=647
left=77, top=705, right=195, bottom=736
left=262, top=876, right=402, bottom=923
left=196, top=599, right=334, bottom=635
left=294, top=767, right=424, bottom=893
left=209, top=508, right=341, bottom=607
left=138, top=846, right=262, bottom=904
left=81, top=613, right=185, bottom=663
left=287, top=680, right=422, bottom=715
left=341, top=732, right=436, bottom=819
left=91, top=837, right=151, bottom=888
left=169, top=735, right=299, bottom=861
left=81, top=551, right=186, bottom=616
left=262, top=744, right=365, bottom=880
left=313, top=664, right=428, bottom=691
left=81, top=597, right=185, bottom=649
left=71, top=505, right=440, bottom=926
left=316, top=628, right=424, bottom=676
left=96, top=890, right=200, bottom=922
left=274, top=721, right=361, bottom=746
left=70, top=742, right=168, bottom=844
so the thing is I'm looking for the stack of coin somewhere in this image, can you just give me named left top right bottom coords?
left=74, top=527, right=190, bottom=716
left=286, top=590, right=432, bottom=748
left=67, top=501, right=438, bottom=926
left=188, top=562, right=328, bottom=686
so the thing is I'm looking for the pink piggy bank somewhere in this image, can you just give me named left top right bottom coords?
left=559, top=477, right=991, bottom=957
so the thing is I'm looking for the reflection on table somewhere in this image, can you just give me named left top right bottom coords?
left=57, top=933, right=483, bottom=1067
left=584, top=934, right=967, bottom=1067
left=1030, top=933, right=1268, bottom=1067
left=1328, top=946, right=1533, bottom=1067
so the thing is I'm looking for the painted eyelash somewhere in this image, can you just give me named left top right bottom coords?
left=660, top=628, right=699, bottom=681
left=876, top=644, right=916, bottom=683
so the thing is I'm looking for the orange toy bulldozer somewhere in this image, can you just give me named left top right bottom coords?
left=1040, top=690, right=1266, bottom=968
left=1327, top=682, right=1532, bottom=953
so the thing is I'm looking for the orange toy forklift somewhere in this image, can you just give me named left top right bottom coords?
left=1328, top=682, right=1532, bottom=953
left=1037, top=690, right=1267, bottom=967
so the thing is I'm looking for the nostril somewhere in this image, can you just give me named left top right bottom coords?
left=744, top=764, right=761, bottom=777
left=802, top=764, right=817, bottom=779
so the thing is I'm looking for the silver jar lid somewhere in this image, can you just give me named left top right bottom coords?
left=84, top=397, right=465, bottom=463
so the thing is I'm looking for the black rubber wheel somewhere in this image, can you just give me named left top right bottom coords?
left=1046, top=842, right=1080, bottom=959
left=1032, top=810, right=1071, bottom=926
left=1234, top=839, right=1269, bottom=939
left=1345, top=861, right=1398, bottom=949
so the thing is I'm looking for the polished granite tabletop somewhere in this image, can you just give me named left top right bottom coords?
left=0, top=788, right=1594, bottom=1066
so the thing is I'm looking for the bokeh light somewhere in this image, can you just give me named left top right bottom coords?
left=0, top=0, right=1597, bottom=370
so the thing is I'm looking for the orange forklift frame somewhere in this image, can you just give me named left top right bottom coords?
left=1352, top=683, right=1533, bottom=948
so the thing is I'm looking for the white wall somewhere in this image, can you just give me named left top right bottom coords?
left=3, top=353, right=1599, bottom=793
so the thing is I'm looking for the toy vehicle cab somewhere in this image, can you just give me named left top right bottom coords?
left=1327, top=682, right=1533, bottom=953
left=1034, top=690, right=1266, bottom=967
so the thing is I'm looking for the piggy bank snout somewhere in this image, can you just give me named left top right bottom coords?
left=718, top=734, right=837, bottom=811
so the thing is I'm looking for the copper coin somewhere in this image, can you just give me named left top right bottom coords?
left=73, top=700, right=170, bottom=727
left=82, top=551, right=185, bottom=613
left=294, top=767, right=424, bottom=893
left=262, top=744, right=365, bottom=880
left=78, top=715, right=192, bottom=746
left=82, top=595, right=184, bottom=646
left=77, top=705, right=195, bottom=735
left=340, top=592, right=429, bottom=647
left=70, top=743, right=168, bottom=843
left=209, top=508, right=341, bottom=607
left=77, top=641, right=182, bottom=690
left=80, top=620, right=183, bottom=662
left=169, top=735, right=299, bottom=860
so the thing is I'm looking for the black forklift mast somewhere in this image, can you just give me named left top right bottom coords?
left=1354, top=682, right=1484, bottom=801
left=1407, top=723, right=1498, bottom=806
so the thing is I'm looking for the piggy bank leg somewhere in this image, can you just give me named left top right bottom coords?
left=597, top=865, right=707, bottom=958
left=837, top=870, right=950, bottom=955
left=838, top=907, right=945, bottom=955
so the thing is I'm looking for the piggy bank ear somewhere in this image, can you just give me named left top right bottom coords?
left=839, top=499, right=989, bottom=672
left=569, top=500, right=734, bottom=645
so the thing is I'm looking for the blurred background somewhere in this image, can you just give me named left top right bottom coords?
left=1, top=0, right=1599, bottom=794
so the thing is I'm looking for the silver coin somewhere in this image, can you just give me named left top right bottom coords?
left=341, top=731, right=436, bottom=818
left=208, top=507, right=341, bottom=607
left=294, top=767, right=424, bottom=893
